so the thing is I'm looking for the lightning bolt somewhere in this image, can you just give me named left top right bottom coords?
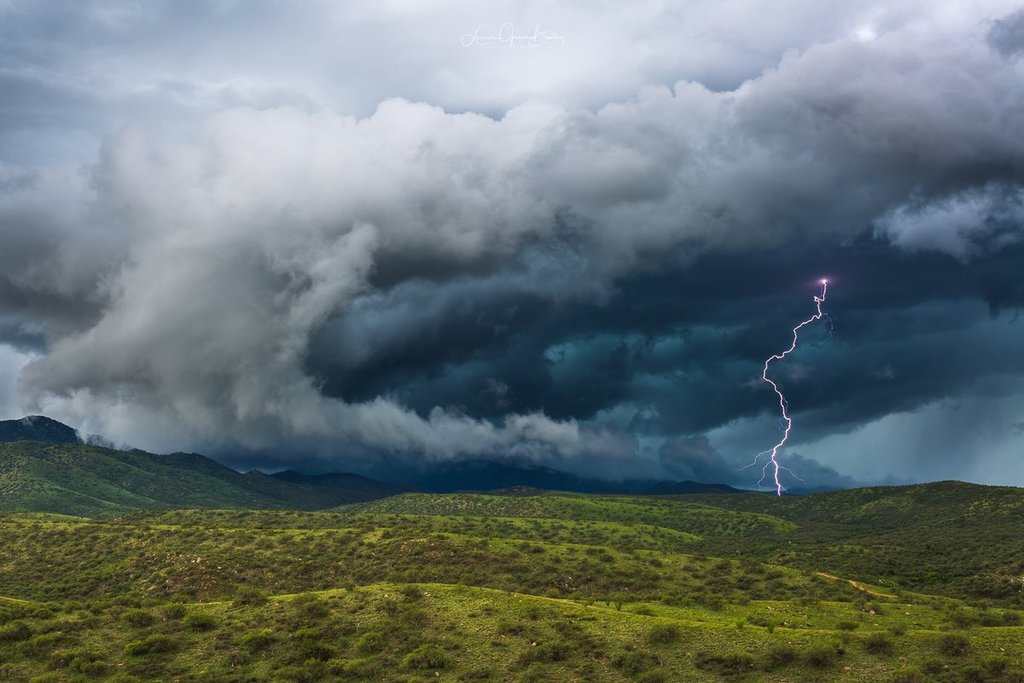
left=751, top=279, right=829, bottom=495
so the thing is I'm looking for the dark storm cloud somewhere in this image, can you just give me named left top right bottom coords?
left=312, top=238, right=1024, bottom=442
left=2, top=2, right=1024, bottom=486
left=658, top=435, right=859, bottom=490
left=989, top=7, right=1024, bottom=57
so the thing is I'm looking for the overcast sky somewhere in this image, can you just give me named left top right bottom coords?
left=2, top=0, right=1023, bottom=489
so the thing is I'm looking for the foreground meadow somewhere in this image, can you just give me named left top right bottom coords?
left=1, top=486, right=1023, bottom=681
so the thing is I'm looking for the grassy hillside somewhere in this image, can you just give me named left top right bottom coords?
left=675, top=482, right=1024, bottom=603
left=0, top=442, right=403, bottom=515
left=351, top=493, right=795, bottom=537
left=2, top=486, right=1024, bottom=681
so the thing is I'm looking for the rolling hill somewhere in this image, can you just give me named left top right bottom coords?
left=3, top=416, right=1024, bottom=680
left=2, top=484, right=1023, bottom=681
left=0, top=440, right=406, bottom=516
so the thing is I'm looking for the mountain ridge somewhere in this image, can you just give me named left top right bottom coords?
left=0, top=415, right=80, bottom=444
left=0, top=439, right=406, bottom=516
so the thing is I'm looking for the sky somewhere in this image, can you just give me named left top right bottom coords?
left=1, top=0, right=1023, bottom=489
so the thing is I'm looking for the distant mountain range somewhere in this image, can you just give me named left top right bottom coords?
left=0, top=415, right=743, bottom=515
left=0, top=416, right=407, bottom=516
left=377, top=459, right=745, bottom=495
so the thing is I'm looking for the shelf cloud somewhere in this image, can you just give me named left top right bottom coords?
left=2, top=1, right=1024, bottom=487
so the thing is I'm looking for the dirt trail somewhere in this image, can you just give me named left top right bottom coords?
left=817, top=572, right=898, bottom=599
left=0, top=595, right=35, bottom=605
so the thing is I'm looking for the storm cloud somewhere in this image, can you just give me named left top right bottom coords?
left=2, top=1, right=1024, bottom=488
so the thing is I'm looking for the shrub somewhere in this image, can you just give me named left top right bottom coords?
left=864, top=633, right=894, bottom=656
left=938, top=634, right=969, bottom=657
left=19, top=631, right=66, bottom=657
left=694, top=651, right=755, bottom=676
left=613, top=650, right=661, bottom=675
left=124, top=634, right=178, bottom=656
left=960, top=665, right=988, bottom=682
left=0, top=621, right=32, bottom=642
left=184, top=612, right=217, bottom=631
left=300, top=642, right=334, bottom=662
left=50, top=647, right=108, bottom=676
left=646, top=623, right=680, bottom=645
left=292, top=627, right=322, bottom=641
left=805, top=644, right=841, bottom=668
left=69, top=653, right=109, bottom=677
left=241, top=629, right=276, bottom=653
left=399, top=585, right=424, bottom=601
left=460, top=667, right=495, bottom=680
left=496, top=619, right=525, bottom=636
left=162, top=604, right=186, bottom=620
left=28, top=674, right=62, bottom=683
left=354, top=629, right=387, bottom=655
left=122, top=609, right=155, bottom=628
left=326, top=656, right=384, bottom=678
left=232, top=588, right=268, bottom=607
left=763, top=645, right=797, bottom=670
left=516, top=663, right=550, bottom=683
left=889, top=667, right=924, bottom=683
left=106, top=675, right=142, bottom=683
left=982, top=657, right=1010, bottom=677
left=276, top=663, right=325, bottom=683
left=518, top=640, right=569, bottom=665
left=402, top=644, right=452, bottom=670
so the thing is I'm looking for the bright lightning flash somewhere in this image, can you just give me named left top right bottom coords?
left=753, top=279, right=829, bottom=495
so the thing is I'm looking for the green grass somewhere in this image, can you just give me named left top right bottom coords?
left=681, top=481, right=1024, bottom=602
left=3, top=467, right=1024, bottom=680
left=352, top=492, right=796, bottom=536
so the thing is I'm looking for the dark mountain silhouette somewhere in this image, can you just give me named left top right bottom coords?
left=647, top=480, right=743, bottom=495
left=0, top=415, right=80, bottom=444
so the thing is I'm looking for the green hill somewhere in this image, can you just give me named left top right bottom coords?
left=351, top=492, right=795, bottom=537
left=674, top=482, right=1024, bottom=602
left=3, top=435, right=1024, bottom=681
left=2, top=487, right=1023, bottom=681
left=0, top=441, right=403, bottom=516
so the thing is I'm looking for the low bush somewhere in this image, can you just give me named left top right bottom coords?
left=805, top=643, right=842, bottom=668
left=184, top=612, right=217, bottom=631
left=124, top=634, right=178, bottom=656
left=890, top=666, right=925, bottom=683
left=938, top=633, right=969, bottom=657
left=646, top=623, right=680, bottom=645
left=122, top=609, right=154, bottom=628
left=240, top=629, right=276, bottom=653
left=232, top=588, right=268, bottom=607
left=402, top=644, right=452, bottom=670
left=864, top=633, right=894, bottom=656
left=694, top=651, right=756, bottom=676
left=0, top=621, right=32, bottom=642
left=763, top=645, right=798, bottom=670
left=613, top=649, right=661, bottom=675
left=354, top=629, right=388, bottom=655
left=518, top=639, right=569, bottom=665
